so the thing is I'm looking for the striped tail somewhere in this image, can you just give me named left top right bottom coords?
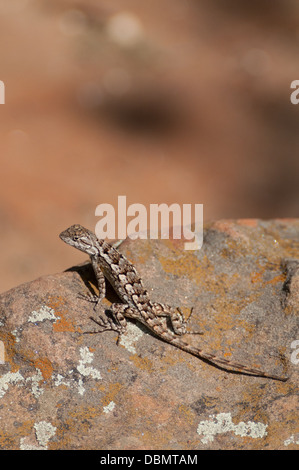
left=163, top=334, right=288, bottom=381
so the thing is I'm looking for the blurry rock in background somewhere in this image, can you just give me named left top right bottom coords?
left=0, top=0, right=298, bottom=292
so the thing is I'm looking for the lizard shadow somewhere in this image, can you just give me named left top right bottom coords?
left=65, top=261, right=122, bottom=304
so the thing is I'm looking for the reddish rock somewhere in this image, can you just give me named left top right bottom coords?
left=0, top=219, right=298, bottom=449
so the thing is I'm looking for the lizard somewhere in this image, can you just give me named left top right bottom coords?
left=59, top=224, right=288, bottom=381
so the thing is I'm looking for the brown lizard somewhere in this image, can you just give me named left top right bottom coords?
left=59, top=224, right=287, bottom=381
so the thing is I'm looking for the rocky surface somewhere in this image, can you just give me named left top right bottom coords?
left=1, top=0, right=299, bottom=294
left=0, top=219, right=298, bottom=450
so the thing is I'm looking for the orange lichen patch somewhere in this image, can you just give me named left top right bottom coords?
left=161, top=346, right=187, bottom=368
left=46, top=294, right=67, bottom=312
left=33, top=357, right=53, bottom=380
left=265, top=274, right=285, bottom=285
left=251, top=272, right=263, bottom=284
left=49, top=406, right=99, bottom=448
left=158, top=252, right=213, bottom=287
left=71, top=404, right=100, bottom=421
left=245, top=396, right=269, bottom=421
left=97, top=382, right=122, bottom=408
left=198, top=296, right=260, bottom=353
left=52, top=314, right=75, bottom=333
left=223, top=352, right=232, bottom=358
left=0, top=430, right=18, bottom=449
left=130, top=355, right=155, bottom=373
left=46, top=295, right=76, bottom=332
left=239, top=381, right=291, bottom=434
left=131, top=428, right=170, bottom=449
left=2, top=419, right=36, bottom=449
left=178, top=404, right=196, bottom=426
left=251, top=270, right=285, bottom=287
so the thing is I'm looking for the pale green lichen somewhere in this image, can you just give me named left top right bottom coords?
left=34, top=421, right=57, bottom=448
left=0, top=371, right=23, bottom=398
left=103, top=401, right=116, bottom=414
left=197, top=412, right=268, bottom=444
left=28, top=305, right=59, bottom=323
left=76, top=347, right=102, bottom=395
left=119, top=322, right=143, bottom=354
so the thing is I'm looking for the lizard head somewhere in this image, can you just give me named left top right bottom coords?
left=59, top=224, right=99, bottom=256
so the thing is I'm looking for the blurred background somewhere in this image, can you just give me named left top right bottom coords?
left=0, top=0, right=298, bottom=292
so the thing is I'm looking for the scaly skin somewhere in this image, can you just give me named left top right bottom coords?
left=60, top=224, right=288, bottom=381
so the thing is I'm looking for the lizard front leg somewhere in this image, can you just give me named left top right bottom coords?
left=91, top=256, right=106, bottom=302
left=78, top=256, right=107, bottom=304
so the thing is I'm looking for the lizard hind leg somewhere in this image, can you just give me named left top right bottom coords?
left=87, top=303, right=130, bottom=337
left=107, top=303, right=143, bottom=344
left=88, top=310, right=126, bottom=337
left=87, top=303, right=142, bottom=343
left=150, top=302, right=203, bottom=336
left=179, top=306, right=204, bottom=335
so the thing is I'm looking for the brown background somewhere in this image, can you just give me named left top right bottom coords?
left=0, top=0, right=298, bottom=293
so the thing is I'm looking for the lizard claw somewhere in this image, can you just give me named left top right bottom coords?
left=78, top=291, right=99, bottom=304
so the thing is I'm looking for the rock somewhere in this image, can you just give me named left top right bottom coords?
left=0, top=219, right=298, bottom=450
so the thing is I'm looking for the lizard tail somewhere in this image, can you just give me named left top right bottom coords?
left=167, top=336, right=288, bottom=381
